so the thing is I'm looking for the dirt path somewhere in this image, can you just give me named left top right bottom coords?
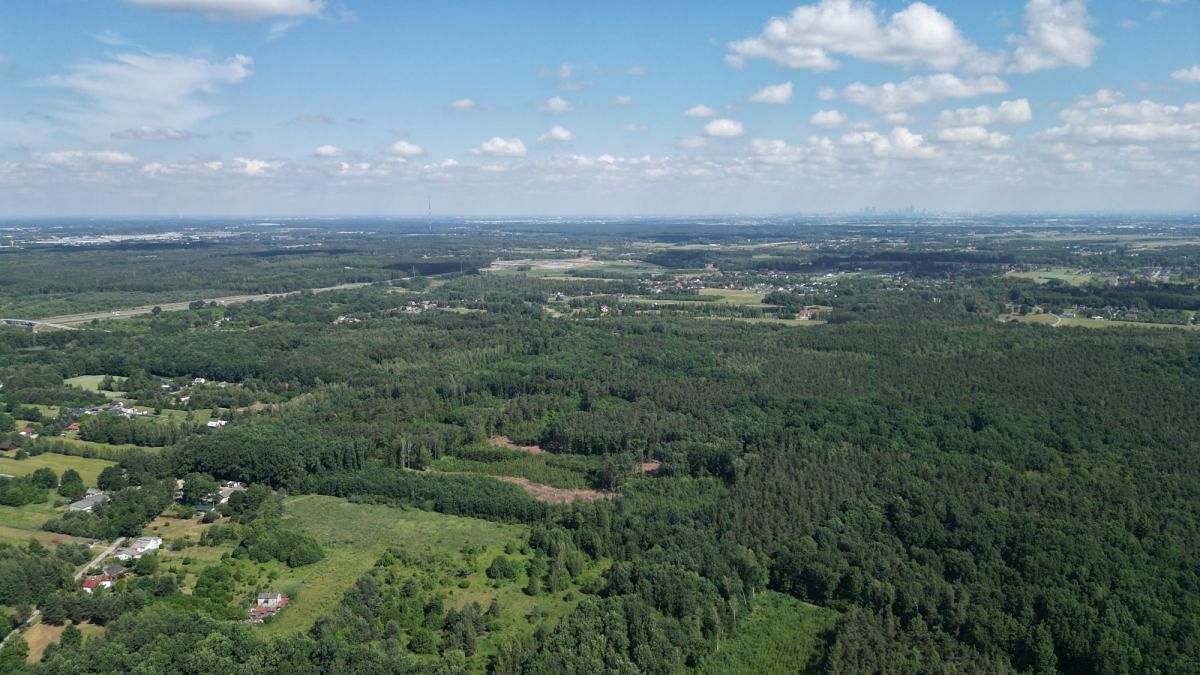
left=494, top=476, right=613, bottom=504
left=488, top=435, right=546, bottom=454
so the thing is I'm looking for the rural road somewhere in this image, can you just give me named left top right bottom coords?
left=74, top=537, right=126, bottom=582
left=30, top=281, right=377, bottom=327
left=0, top=608, right=40, bottom=651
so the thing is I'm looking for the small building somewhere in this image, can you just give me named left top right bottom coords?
left=103, top=563, right=128, bottom=579
left=248, top=592, right=290, bottom=623
left=206, top=420, right=228, bottom=429
left=81, top=576, right=113, bottom=593
left=66, top=422, right=81, bottom=432
left=114, top=536, right=162, bottom=561
left=19, top=426, right=38, bottom=438
left=69, top=488, right=109, bottom=513
left=218, top=481, right=247, bottom=504
left=0, top=440, right=14, bottom=452
left=257, top=592, right=284, bottom=608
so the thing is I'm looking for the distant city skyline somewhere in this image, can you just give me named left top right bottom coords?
left=1, top=0, right=1198, bottom=215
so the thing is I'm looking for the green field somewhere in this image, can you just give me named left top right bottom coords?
left=0, top=501, right=62, bottom=531
left=1004, top=268, right=1098, bottom=286
left=63, top=374, right=125, bottom=399
left=256, top=495, right=531, bottom=637
left=698, top=288, right=767, bottom=304
left=0, top=452, right=115, bottom=487
left=697, top=591, right=839, bottom=674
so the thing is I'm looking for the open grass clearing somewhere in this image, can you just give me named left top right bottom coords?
left=248, top=495, right=529, bottom=638
left=63, top=375, right=125, bottom=399
left=1004, top=269, right=1097, bottom=286
left=698, top=288, right=767, bottom=305
left=23, top=621, right=105, bottom=663
left=0, top=452, right=115, bottom=487
left=698, top=591, right=838, bottom=675
left=0, top=500, right=63, bottom=531
left=0, top=525, right=92, bottom=548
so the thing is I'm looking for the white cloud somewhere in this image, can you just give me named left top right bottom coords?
left=627, top=65, right=647, bottom=75
left=841, top=127, right=936, bottom=158
left=623, top=123, right=647, bottom=132
left=37, top=150, right=138, bottom=166
left=127, top=0, right=325, bottom=20
left=111, top=126, right=202, bottom=140
left=540, top=96, right=575, bottom=115
left=43, top=52, right=252, bottom=137
left=837, top=73, right=1009, bottom=113
left=683, top=104, right=717, bottom=118
left=703, top=119, right=745, bottom=138
left=810, top=109, right=848, bottom=127
left=1008, top=0, right=1100, bottom=73
left=231, top=157, right=271, bottom=176
left=936, top=99, right=1032, bottom=127
left=538, top=125, right=575, bottom=142
left=750, top=81, right=794, bottom=104
left=387, top=140, right=424, bottom=157
left=936, top=126, right=1011, bottom=147
left=727, top=0, right=1001, bottom=72
left=1039, top=92, right=1200, bottom=144
left=677, top=136, right=709, bottom=149
left=472, top=137, right=528, bottom=157
left=1172, top=65, right=1200, bottom=84
left=450, top=98, right=484, bottom=112
left=613, top=95, right=632, bottom=105
left=313, top=144, right=342, bottom=157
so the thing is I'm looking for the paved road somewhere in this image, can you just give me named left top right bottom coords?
left=74, top=537, right=127, bottom=582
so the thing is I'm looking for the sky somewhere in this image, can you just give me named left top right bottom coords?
left=0, top=0, right=1198, bottom=216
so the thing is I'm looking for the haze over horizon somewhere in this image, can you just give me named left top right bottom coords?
left=2, top=0, right=1198, bottom=216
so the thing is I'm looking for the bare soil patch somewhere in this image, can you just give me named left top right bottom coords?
left=489, top=435, right=546, bottom=455
left=640, top=460, right=663, bottom=475
left=495, top=476, right=612, bottom=504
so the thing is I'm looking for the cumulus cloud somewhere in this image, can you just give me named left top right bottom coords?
left=810, top=109, right=848, bottom=127
left=836, top=73, right=1009, bottom=113
left=538, top=125, right=575, bottom=142
left=450, top=98, right=484, bottom=112
left=540, top=96, right=575, bottom=115
left=677, top=136, right=709, bottom=149
left=127, top=0, right=325, bottom=20
left=313, top=144, right=342, bottom=157
left=1039, top=91, right=1200, bottom=144
left=613, top=95, right=632, bottom=105
left=43, top=52, right=252, bottom=137
left=623, top=123, right=647, bottom=132
left=703, top=119, right=745, bottom=138
left=750, top=81, right=794, bottom=104
left=231, top=157, right=271, bottom=176
left=936, top=126, right=1011, bottom=147
left=387, top=140, right=424, bottom=157
left=627, top=65, right=647, bottom=75
left=683, top=104, right=717, bottom=118
left=936, top=99, right=1032, bottom=127
left=841, top=127, right=936, bottom=158
left=727, top=0, right=1001, bottom=73
left=1008, top=0, right=1100, bottom=73
left=1172, top=65, right=1200, bottom=84
left=472, top=137, right=528, bottom=157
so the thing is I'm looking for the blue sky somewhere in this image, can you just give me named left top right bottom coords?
left=0, top=0, right=1198, bottom=215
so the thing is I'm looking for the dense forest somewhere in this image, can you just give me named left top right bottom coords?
left=0, top=221, right=1198, bottom=673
